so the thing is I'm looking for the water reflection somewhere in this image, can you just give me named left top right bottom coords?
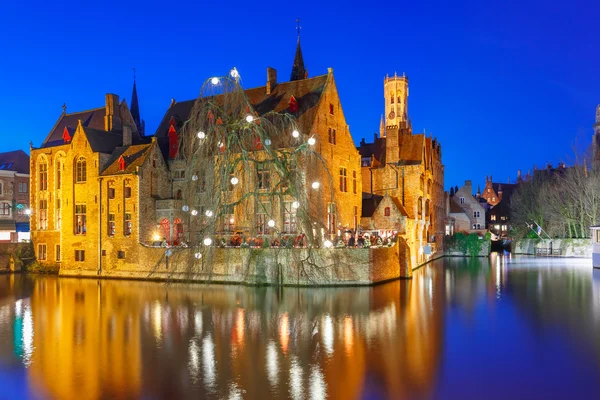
left=3, top=256, right=599, bottom=399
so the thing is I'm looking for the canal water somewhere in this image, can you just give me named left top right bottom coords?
left=1, top=254, right=599, bottom=400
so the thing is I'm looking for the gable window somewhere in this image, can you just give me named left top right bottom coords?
left=328, top=128, right=336, bottom=145
left=352, top=171, right=357, bottom=194
left=39, top=200, right=47, bottom=230
left=327, top=202, right=336, bottom=234
left=39, top=161, right=48, bottom=190
left=108, top=214, right=115, bottom=237
left=75, top=158, right=86, bottom=183
left=75, top=204, right=86, bottom=235
left=38, top=244, right=47, bottom=261
left=283, top=201, right=297, bottom=234
left=492, top=196, right=496, bottom=202
left=0, top=202, right=10, bottom=216
left=384, top=207, right=391, bottom=217
left=473, top=211, right=480, bottom=218
left=124, top=213, right=132, bottom=236
left=339, top=167, right=347, bottom=192
left=459, top=197, right=465, bottom=204
left=257, top=163, right=271, bottom=191
left=75, top=250, right=85, bottom=262
left=329, top=103, right=334, bottom=115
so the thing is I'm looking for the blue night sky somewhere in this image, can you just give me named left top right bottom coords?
left=1, top=0, right=599, bottom=190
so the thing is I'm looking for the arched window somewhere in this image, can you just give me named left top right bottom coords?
left=76, top=158, right=86, bottom=183
left=390, top=91, right=395, bottom=104
left=418, top=197, right=423, bottom=216
left=384, top=207, right=391, bottom=217
left=56, top=157, right=63, bottom=190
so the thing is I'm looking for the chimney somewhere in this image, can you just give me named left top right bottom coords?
left=123, top=125, right=132, bottom=147
left=464, top=180, right=472, bottom=194
left=517, top=170, right=522, bottom=182
left=104, top=94, right=121, bottom=131
left=266, top=67, right=277, bottom=94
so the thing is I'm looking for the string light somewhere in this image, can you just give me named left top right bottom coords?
left=230, top=67, right=240, bottom=79
left=264, top=138, right=272, bottom=146
left=197, top=131, right=206, bottom=139
left=191, top=209, right=198, bottom=216
left=205, top=210, right=214, bottom=217
left=245, top=115, right=254, bottom=123
left=195, top=252, right=202, bottom=259
left=229, top=217, right=235, bottom=224
left=311, top=182, right=320, bottom=189
left=182, top=205, right=190, bottom=212
left=218, top=141, right=224, bottom=148
left=324, top=240, right=333, bottom=248
left=230, top=177, right=239, bottom=185
left=211, top=77, right=220, bottom=85
left=203, top=238, right=213, bottom=246
left=192, top=175, right=198, bottom=181
left=308, top=137, right=316, bottom=146
left=267, top=219, right=275, bottom=228
left=292, top=130, right=300, bottom=138
left=291, top=201, right=300, bottom=209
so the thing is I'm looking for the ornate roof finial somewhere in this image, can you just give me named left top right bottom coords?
left=290, top=19, right=307, bottom=81
left=62, top=103, right=67, bottom=113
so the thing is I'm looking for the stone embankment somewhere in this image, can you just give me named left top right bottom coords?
left=512, top=238, right=591, bottom=258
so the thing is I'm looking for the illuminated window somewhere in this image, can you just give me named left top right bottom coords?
left=55, top=199, right=61, bottom=230
left=108, top=214, right=115, bottom=237
left=327, top=203, right=336, bottom=234
left=75, top=204, right=86, bottom=235
left=124, top=213, right=132, bottom=236
left=257, top=164, right=271, bottom=190
left=39, top=200, right=47, bottom=230
left=0, top=202, right=10, bottom=216
left=491, top=215, right=496, bottom=221
left=75, top=250, right=85, bottom=262
left=283, top=201, right=297, bottom=234
left=256, top=203, right=271, bottom=235
left=39, top=161, right=48, bottom=190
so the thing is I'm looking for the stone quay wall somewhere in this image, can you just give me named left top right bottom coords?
left=0, top=243, right=33, bottom=272
left=513, top=238, right=591, bottom=258
left=58, top=238, right=413, bottom=286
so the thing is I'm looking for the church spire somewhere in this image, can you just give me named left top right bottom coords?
left=290, top=18, right=307, bottom=81
left=130, top=68, right=144, bottom=135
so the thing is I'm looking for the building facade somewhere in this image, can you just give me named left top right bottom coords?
left=0, top=150, right=30, bottom=242
left=358, top=73, right=445, bottom=268
left=447, top=180, right=486, bottom=234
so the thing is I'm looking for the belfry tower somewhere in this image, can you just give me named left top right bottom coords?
left=382, top=72, right=408, bottom=136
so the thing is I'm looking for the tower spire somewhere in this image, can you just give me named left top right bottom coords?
left=290, top=18, right=307, bottom=81
left=130, top=68, right=144, bottom=135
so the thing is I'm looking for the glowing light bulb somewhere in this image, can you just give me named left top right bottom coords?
left=229, top=217, right=235, bottom=224
left=292, top=130, right=300, bottom=138
left=245, top=115, right=254, bottom=123
left=230, top=177, right=239, bottom=185
left=230, top=67, right=239, bottom=79
left=195, top=252, right=202, bottom=259
left=191, top=209, right=198, bottom=216
left=152, top=233, right=161, bottom=242
left=211, top=77, right=220, bottom=85
left=182, top=205, right=190, bottom=212
left=291, top=201, right=300, bottom=209
left=267, top=219, right=275, bottom=228
left=324, top=240, right=333, bottom=248
left=218, top=141, right=224, bottom=148
left=308, top=137, right=316, bottom=146
left=205, top=210, right=213, bottom=217
left=192, top=175, right=198, bottom=181
left=197, top=131, right=206, bottom=139
left=203, top=238, right=213, bottom=246
left=165, top=249, right=173, bottom=256
left=312, top=182, right=320, bottom=189
left=264, top=139, right=272, bottom=146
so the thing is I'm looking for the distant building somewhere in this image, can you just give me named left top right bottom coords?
left=447, top=180, right=486, bottom=234
left=593, top=105, right=600, bottom=162
left=0, top=150, right=30, bottom=242
left=358, top=73, right=445, bottom=267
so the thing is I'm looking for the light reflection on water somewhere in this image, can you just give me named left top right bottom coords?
left=0, top=256, right=600, bottom=399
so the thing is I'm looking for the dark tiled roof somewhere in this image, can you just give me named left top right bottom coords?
left=42, top=108, right=106, bottom=148
left=154, top=74, right=330, bottom=156
left=449, top=198, right=464, bottom=214
left=0, top=150, right=29, bottom=174
left=361, top=193, right=383, bottom=217
left=83, top=127, right=124, bottom=154
left=492, top=182, right=517, bottom=201
left=358, top=137, right=386, bottom=165
left=102, top=144, right=152, bottom=175
left=398, top=134, right=424, bottom=166
left=389, top=196, right=409, bottom=217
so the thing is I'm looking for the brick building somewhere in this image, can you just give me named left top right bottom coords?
left=0, top=150, right=30, bottom=242
left=358, top=73, right=445, bottom=267
left=30, top=39, right=363, bottom=270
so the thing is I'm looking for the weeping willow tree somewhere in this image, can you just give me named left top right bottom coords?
left=159, top=70, right=341, bottom=280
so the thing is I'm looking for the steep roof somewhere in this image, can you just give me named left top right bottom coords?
left=290, top=39, right=307, bottom=81
left=398, top=134, right=424, bottom=166
left=361, top=193, right=383, bottom=217
left=0, top=150, right=29, bottom=174
left=154, top=74, right=330, bottom=152
left=492, top=182, right=517, bottom=201
left=102, top=144, right=153, bottom=175
left=82, top=127, right=124, bottom=154
left=42, top=108, right=106, bottom=148
left=388, top=196, right=409, bottom=217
